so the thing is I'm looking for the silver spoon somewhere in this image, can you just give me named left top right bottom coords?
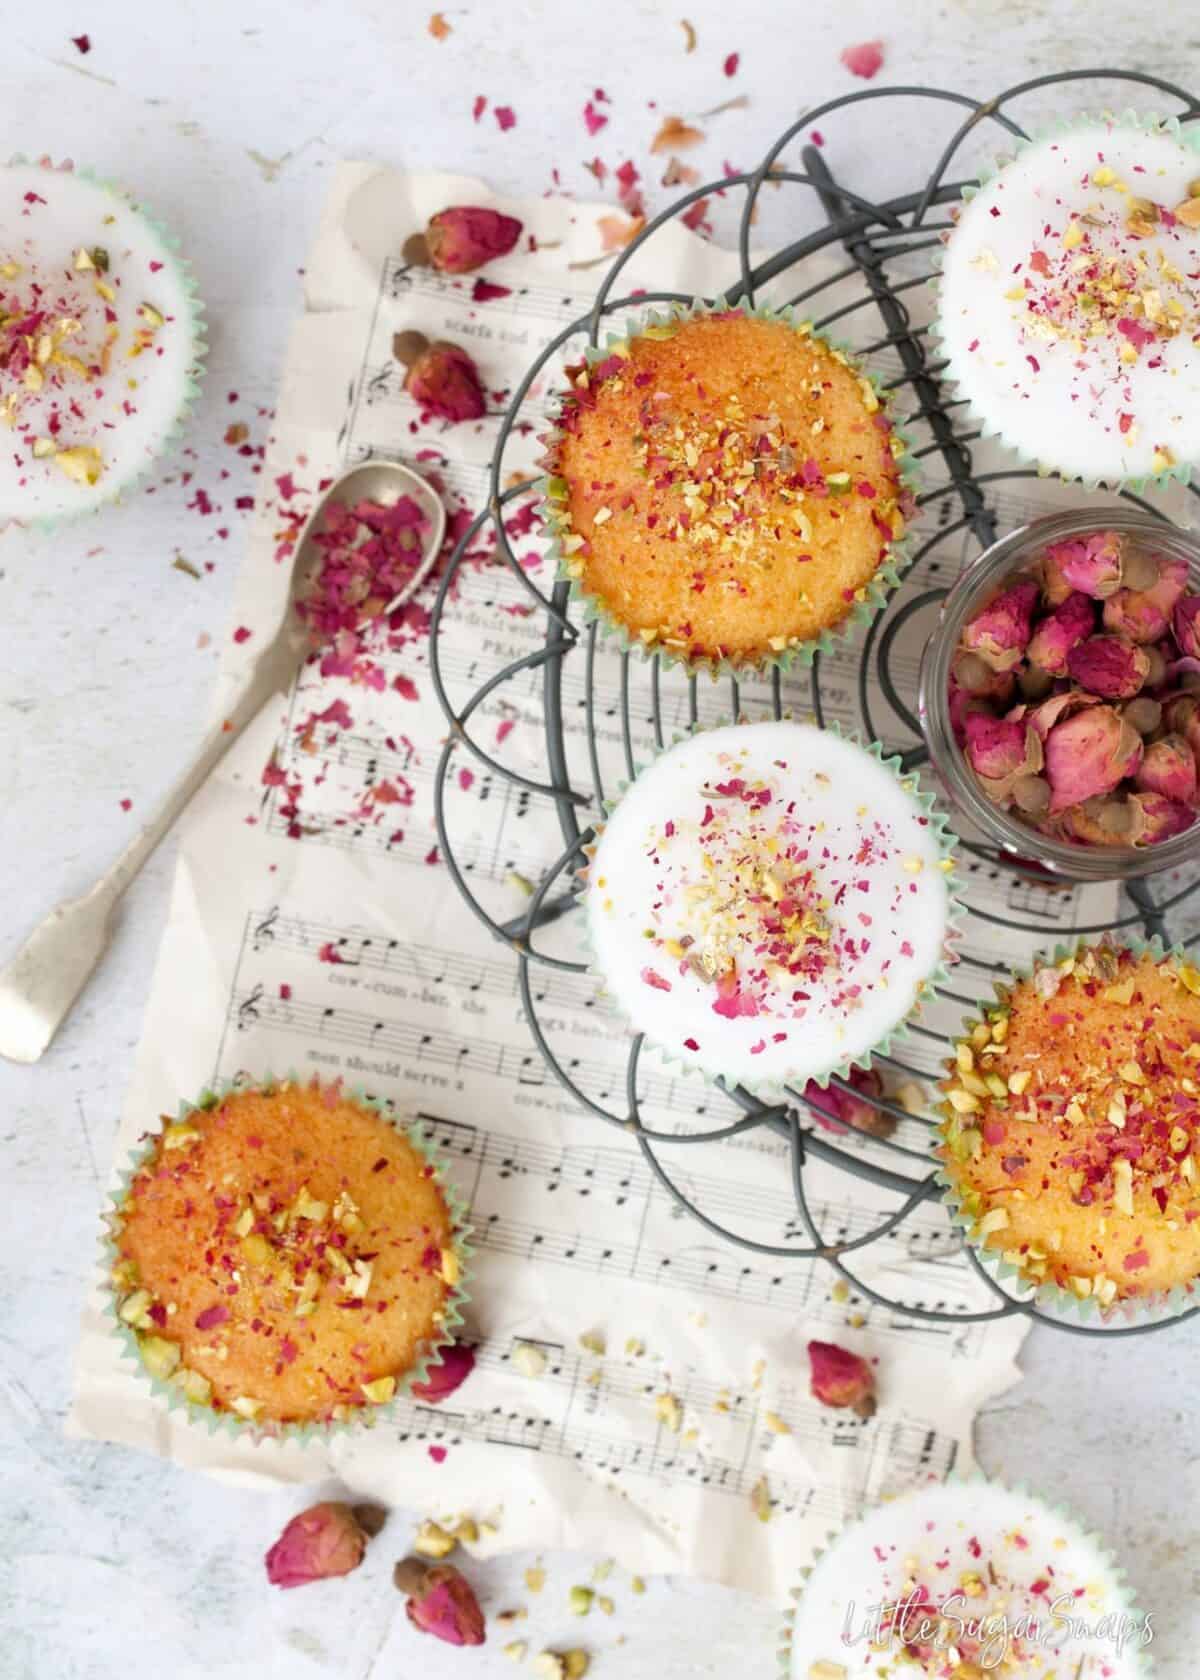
left=0, top=458, right=445, bottom=1064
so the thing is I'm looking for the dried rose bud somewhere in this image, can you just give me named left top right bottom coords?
left=406, top=343, right=487, bottom=423
left=425, top=206, right=523, bottom=274
left=1174, top=596, right=1200, bottom=660
left=947, top=676, right=989, bottom=747
left=1129, top=791, right=1197, bottom=845
left=1041, top=531, right=1123, bottom=604
left=1050, top=798, right=1136, bottom=847
left=1065, top=635, right=1151, bottom=700
left=1135, top=733, right=1198, bottom=804
left=1143, top=644, right=1169, bottom=689
left=801, top=1066, right=894, bottom=1139
left=1026, top=590, right=1095, bottom=675
left=1124, top=695, right=1163, bottom=736
left=397, top=1559, right=487, bottom=1646
left=1104, top=557, right=1189, bottom=644
left=1165, top=695, right=1200, bottom=765
left=963, top=713, right=1042, bottom=802
left=1011, top=774, right=1051, bottom=816
left=410, top=1341, right=477, bottom=1403
left=952, top=650, right=1017, bottom=702
left=1044, top=705, right=1144, bottom=814
left=265, top=1501, right=372, bottom=1589
left=807, top=1340, right=876, bottom=1419
left=1026, top=686, right=1100, bottom=741
left=960, top=579, right=1039, bottom=672
left=1122, top=547, right=1163, bottom=592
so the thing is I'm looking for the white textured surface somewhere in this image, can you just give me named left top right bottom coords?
left=788, top=1480, right=1146, bottom=1678
left=587, top=723, right=949, bottom=1086
left=4, top=5, right=1200, bottom=1678
left=939, top=121, right=1200, bottom=482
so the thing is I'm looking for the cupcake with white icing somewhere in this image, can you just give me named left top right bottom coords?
left=938, top=114, right=1200, bottom=487
left=583, top=721, right=959, bottom=1092
left=780, top=1478, right=1151, bottom=1680
left=0, top=158, right=204, bottom=527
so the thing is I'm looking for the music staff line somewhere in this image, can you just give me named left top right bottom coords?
left=381, top=1344, right=954, bottom=1510
left=468, top=1339, right=955, bottom=1472
left=247, top=906, right=607, bottom=1014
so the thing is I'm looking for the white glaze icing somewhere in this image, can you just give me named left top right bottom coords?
left=940, top=121, right=1200, bottom=482
left=0, top=162, right=198, bottom=521
left=585, top=721, right=950, bottom=1087
left=788, top=1481, right=1148, bottom=1679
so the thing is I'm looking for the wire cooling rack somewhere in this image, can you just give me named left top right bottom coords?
left=429, top=71, right=1200, bottom=1337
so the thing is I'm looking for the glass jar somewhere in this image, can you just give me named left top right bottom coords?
left=918, top=507, right=1200, bottom=884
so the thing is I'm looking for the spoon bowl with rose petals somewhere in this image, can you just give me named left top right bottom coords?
left=0, top=458, right=445, bottom=1063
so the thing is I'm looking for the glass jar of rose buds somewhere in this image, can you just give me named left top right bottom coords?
left=919, top=509, right=1200, bottom=882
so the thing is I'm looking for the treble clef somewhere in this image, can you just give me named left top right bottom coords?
left=251, top=906, right=279, bottom=950
left=236, top=983, right=264, bottom=1032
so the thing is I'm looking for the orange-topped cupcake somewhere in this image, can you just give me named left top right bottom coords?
left=107, top=1078, right=468, bottom=1429
left=544, top=306, right=912, bottom=671
left=938, top=941, right=1200, bottom=1309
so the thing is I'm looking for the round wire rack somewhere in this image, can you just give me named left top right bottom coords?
left=429, top=71, right=1200, bottom=1337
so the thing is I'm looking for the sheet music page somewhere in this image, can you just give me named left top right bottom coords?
left=71, top=162, right=1159, bottom=1595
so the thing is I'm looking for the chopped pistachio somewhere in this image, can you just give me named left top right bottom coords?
left=525, top=1565, right=547, bottom=1594
left=413, top=1520, right=457, bottom=1558
left=119, top=1288, right=154, bottom=1327
left=568, top=1585, right=594, bottom=1616
left=563, top=1653, right=590, bottom=1680
left=750, top=1474, right=771, bottom=1522
left=512, top=1341, right=548, bottom=1379
left=578, top=1328, right=606, bottom=1356
left=502, top=1642, right=528, bottom=1663
left=532, top=1654, right=566, bottom=1680
left=654, top=1392, right=683, bottom=1432
left=361, top=1375, right=396, bottom=1404
left=138, top=1336, right=181, bottom=1380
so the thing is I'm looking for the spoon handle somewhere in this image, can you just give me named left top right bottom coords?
left=0, top=628, right=302, bottom=1064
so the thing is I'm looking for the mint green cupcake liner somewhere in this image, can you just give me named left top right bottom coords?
left=538, top=296, right=921, bottom=680
left=576, top=716, right=965, bottom=1101
left=778, top=1473, right=1153, bottom=1680
left=929, top=109, right=1200, bottom=494
left=100, top=1073, right=472, bottom=1446
left=2, top=154, right=207, bottom=535
left=935, top=933, right=1200, bottom=1325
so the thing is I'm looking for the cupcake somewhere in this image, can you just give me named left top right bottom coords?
left=0, top=158, right=203, bottom=526
left=938, top=115, right=1200, bottom=486
left=584, top=720, right=957, bottom=1091
left=781, top=1478, right=1150, bottom=1679
left=106, top=1078, right=468, bottom=1431
left=544, top=305, right=912, bottom=672
left=938, top=940, right=1200, bottom=1311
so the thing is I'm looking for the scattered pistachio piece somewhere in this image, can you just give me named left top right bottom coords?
left=568, top=1585, right=594, bottom=1617
left=412, top=1520, right=457, bottom=1559
left=654, top=1392, right=683, bottom=1432
left=512, top=1341, right=548, bottom=1379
